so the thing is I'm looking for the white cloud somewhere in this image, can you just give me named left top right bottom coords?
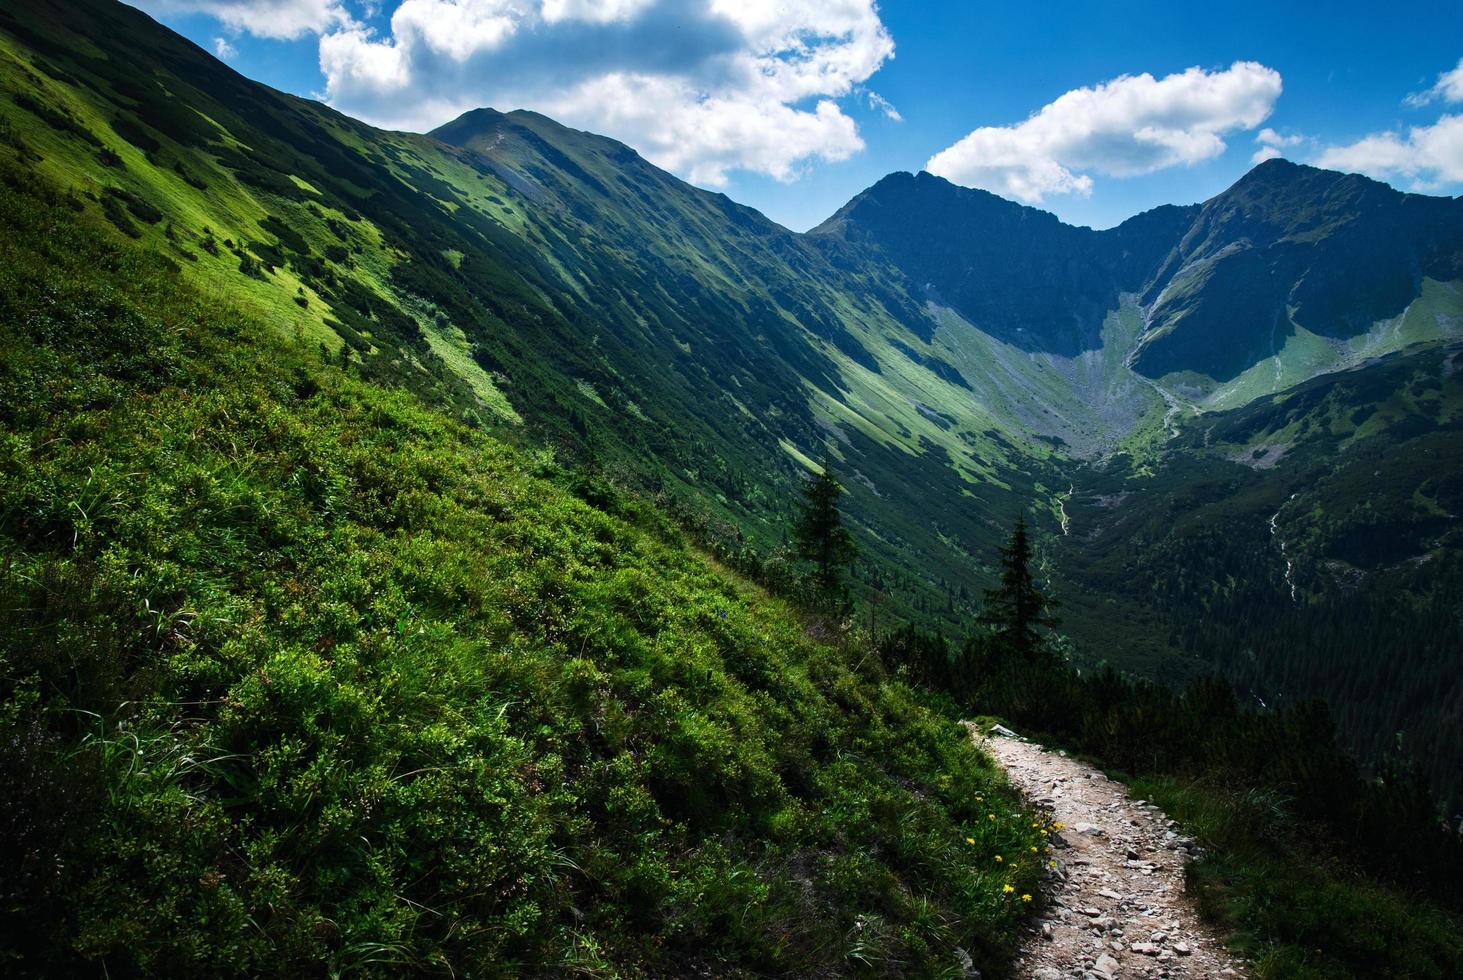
left=1311, top=56, right=1463, bottom=193
left=926, top=61, right=1282, bottom=203
left=317, top=25, right=410, bottom=95
left=541, top=0, right=655, bottom=24
left=1251, top=126, right=1304, bottom=164
left=314, top=0, right=892, bottom=185
left=213, top=35, right=237, bottom=59
left=136, top=0, right=348, bottom=39
left=1404, top=56, right=1463, bottom=108
left=866, top=90, right=902, bottom=122
left=134, top=0, right=892, bottom=186
left=1316, top=114, right=1463, bottom=189
left=1256, top=127, right=1302, bottom=147
left=543, top=74, right=862, bottom=184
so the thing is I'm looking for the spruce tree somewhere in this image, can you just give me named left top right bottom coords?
left=979, top=515, right=1059, bottom=659
left=794, top=457, right=857, bottom=606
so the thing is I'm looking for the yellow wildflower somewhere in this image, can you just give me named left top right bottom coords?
left=1002, top=884, right=1015, bottom=894
left=966, top=837, right=976, bottom=845
left=994, top=855, right=1003, bottom=863
left=1021, top=894, right=1033, bottom=903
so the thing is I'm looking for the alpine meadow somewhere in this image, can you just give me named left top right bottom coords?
left=1, top=0, right=1461, bottom=976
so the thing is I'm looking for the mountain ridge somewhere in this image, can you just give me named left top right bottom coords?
left=811, top=160, right=1463, bottom=391
left=2, top=0, right=1460, bottom=804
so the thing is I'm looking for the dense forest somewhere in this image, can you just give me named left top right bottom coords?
left=1058, top=353, right=1463, bottom=808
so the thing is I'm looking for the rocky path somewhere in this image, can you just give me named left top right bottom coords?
left=972, top=726, right=1248, bottom=980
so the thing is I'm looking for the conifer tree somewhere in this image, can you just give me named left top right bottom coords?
left=979, top=515, right=1059, bottom=658
left=794, top=457, right=857, bottom=606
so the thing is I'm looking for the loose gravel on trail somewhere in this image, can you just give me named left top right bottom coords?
left=972, top=726, right=1248, bottom=980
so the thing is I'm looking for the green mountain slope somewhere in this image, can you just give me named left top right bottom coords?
left=0, top=0, right=1069, bottom=633
left=3, top=0, right=1459, bottom=822
left=0, top=140, right=1051, bottom=975
left=815, top=162, right=1463, bottom=431
left=1059, top=344, right=1463, bottom=804
left=811, top=170, right=1197, bottom=358
left=809, top=165, right=1462, bottom=798
left=1137, top=160, right=1463, bottom=390
left=814, top=165, right=1462, bottom=802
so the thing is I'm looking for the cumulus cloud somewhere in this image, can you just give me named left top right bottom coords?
left=134, top=0, right=892, bottom=185
left=1314, top=56, right=1463, bottom=192
left=1251, top=126, right=1304, bottom=164
left=213, top=35, right=237, bottom=59
left=926, top=61, right=1282, bottom=203
left=540, top=0, right=656, bottom=24
left=136, top=0, right=349, bottom=39
left=141, top=0, right=886, bottom=187
left=1404, top=56, right=1463, bottom=108
left=1316, top=115, right=1463, bottom=189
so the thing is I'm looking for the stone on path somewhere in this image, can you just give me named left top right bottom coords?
left=967, top=722, right=1249, bottom=979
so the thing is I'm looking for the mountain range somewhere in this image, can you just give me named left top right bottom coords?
left=1, top=0, right=1460, bottom=803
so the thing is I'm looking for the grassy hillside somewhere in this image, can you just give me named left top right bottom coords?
left=0, top=0, right=1071, bottom=640
left=0, top=151, right=1055, bottom=974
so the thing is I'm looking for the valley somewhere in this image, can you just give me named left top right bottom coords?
left=1, top=0, right=1461, bottom=974
left=2, top=0, right=1460, bottom=804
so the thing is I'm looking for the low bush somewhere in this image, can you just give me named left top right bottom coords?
left=0, top=156, right=1046, bottom=975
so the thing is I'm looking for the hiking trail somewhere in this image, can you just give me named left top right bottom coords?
left=970, top=725, right=1248, bottom=979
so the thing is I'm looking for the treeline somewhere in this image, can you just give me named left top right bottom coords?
left=878, top=519, right=1463, bottom=910
left=653, top=412, right=1463, bottom=921
left=1061, top=421, right=1463, bottom=810
left=1172, top=550, right=1463, bottom=813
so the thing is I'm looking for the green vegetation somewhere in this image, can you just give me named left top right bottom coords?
left=3, top=0, right=1460, bottom=819
left=1061, top=347, right=1463, bottom=807
left=1137, top=777, right=1463, bottom=979
left=0, top=159, right=1047, bottom=974
left=886, top=522, right=1463, bottom=979
left=2, top=2, right=1462, bottom=974
left=793, top=458, right=858, bottom=608
left=0, top=0, right=1070, bottom=645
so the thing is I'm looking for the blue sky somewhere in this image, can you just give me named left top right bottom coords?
left=137, top=0, right=1463, bottom=231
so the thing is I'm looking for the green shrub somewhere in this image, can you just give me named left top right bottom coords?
left=0, top=156, right=1046, bottom=975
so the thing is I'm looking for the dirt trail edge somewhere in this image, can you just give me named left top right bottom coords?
left=969, top=725, right=1248, bottom=980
